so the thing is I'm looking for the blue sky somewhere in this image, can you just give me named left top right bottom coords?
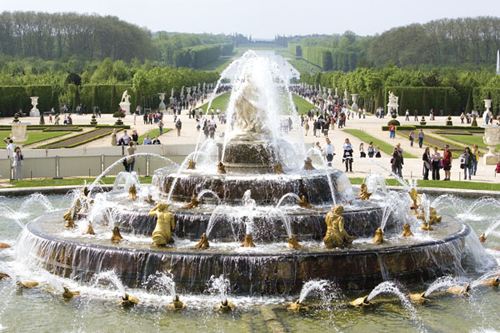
left=1, top=0, right=497, bottom=38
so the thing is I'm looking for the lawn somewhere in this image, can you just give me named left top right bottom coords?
left=349, top=177, right=500, bottom=191
left=201, top=92, right=231, bottom=113
left=199, top=52, right=242, bottom=73
left=8, top=177, right=153, bottom=188
left=343, top=129, right=417, bottom=159
left=288, top=59, right=322, bottom=75
left=442, top=134, right=492, bottom=150
left=0, top=130, right=71, bottom=148
left=137, top=128, right=171, bottom=144
left=292, top=94, right=316, bottom=115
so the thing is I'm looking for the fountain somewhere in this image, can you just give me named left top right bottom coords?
left=10, top=51, right=491, bottom=300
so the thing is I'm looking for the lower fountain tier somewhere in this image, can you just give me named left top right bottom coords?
left=21, top=215, right=471, bottom=294
left=114, top=205, right=391, bottom=241
left=156, top=169, right=354, bottom=205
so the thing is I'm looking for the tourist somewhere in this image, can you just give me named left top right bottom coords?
left=405, top=109, right=410, bottom=121
left=124, top=142, right=137, bottom=172
left=111, top=129, right=117, bottom=146
left=5, top=138, right=14, bottom=160
left=322, top=138, right=335, bottom=167
left=304, top=119, right=310, bottom=136
left=367, top=142, right=375, bottom=158
left=159, top=119, right=164, bottom=135
left=13, top=146, right=23, bottom=180
left=391, top=144, right=404, bottom=178
left=431, top=147, right=441, bottom=180
left=175, top=119, right=182, bottom=136
left=359, top=143, right=366, bottom=158
left=152, top=136, right=161, bottom=145
left=414, top=110, right=418, bottom=121
left=120, top=130, right=130, bottom=145
left=342, top=138, right=354, bottom=172
left=472, top=144, right=481, bottom=175
left=409, top=131, right=415, bottom=147
left=459, top=147, right=474, bottom=180
left=389, top=123, right=396, bottom=139
left=143, top=135, right=152, bottom=145
left=418, top=130, right=425, bottom=148
left=375, top=147, right=381, bottom=158
left=314, top=118, right=322, bottom=137
left=443, top=145, right=452, bottom=181
left=422, top=147, right=431, bottom=180
left=131, top=129, right=139, bottom=144
left=460, top=112, right=465, bottom=124
left=429, top=108, right=434, bottom=120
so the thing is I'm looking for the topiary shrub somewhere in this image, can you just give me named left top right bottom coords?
left=445, top=115, right=453, bottom=126
left=420, top=116, right=427, bottom=126
left=90, top=114, right=98, bottom=125
left=471, top=116, right=478, bottom=127
left=113, top=111, right=125, bottom=125
left=387, top=119, right=400, bottom=126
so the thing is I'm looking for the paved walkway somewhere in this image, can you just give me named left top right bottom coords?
left=1, top=100, right=498, bottom=184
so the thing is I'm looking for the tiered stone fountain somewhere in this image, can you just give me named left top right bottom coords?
left=19, top=52, right=474, bottom=295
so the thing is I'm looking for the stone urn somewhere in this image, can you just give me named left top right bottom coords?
left=29, top=96, right=40, bottom=117
left=10, top=121, right=30, bottom=147
left=158, top=93, right=166, bottom=110
left=351, top=94, right=359, bottom=112
left=483, top=125, right=500, bottom=165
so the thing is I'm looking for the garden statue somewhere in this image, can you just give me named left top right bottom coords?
left=144, top=194, right=155, bottom=205
left=479, top=233, right=486, bottom=243
left=218, top=161, right=227, bottom=174
left=287, top=234, right=303, bottom=249
left=303, top=157, right=315, bottom=170
left=479, top=277, right=500, bottom=287
left=194, top=233, right=210, bottom=249
left=149, top=202, right=175, bottom=246
left=111, top=226, right=123, bottom=242
left=181, top=195, right=200, bottom=209
left=349, top=295, right=371, bottom=307
left=296, top=195, right=314, bottom=209
left=19, top=281, right=39, bottom=289
left=358, top=183, right=372, bottom=200
left=62, top=287, right=80, bottom=299
left=240, top=234, right=255, bottom=247
left=287, top=299, right=309, bottom=312
left=372, top=228, right=385, bottom=244
left=128, top=184, right=137, bottom=201
left=0, top=242, right=11, bottom=249
left=324, top=205, right=354, bottom=248
left=421, top=221, right=434, bottom=231
left=167, top=295, right=186, bottom=310
left=186, top=159, right=196, bottom=170
left=120, top=293, right=139, bottom=307
left=447, top=284, right=470, bottom=295
left=402, top=223, right=414, bottom=237
left=84, top=221, right=96, bottom=235
left=216, top=299, right=236, bottom=312
left=0, top=273, right=10, bottom=280
left=274, top=162, right=284, bottom=174
left=408, top=292, right=428, bottom=304
left=63, top=187, right=90, bottom=227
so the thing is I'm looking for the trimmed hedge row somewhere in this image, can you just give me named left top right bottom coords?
left=384, top=87, right=461, bottom=116
left=288, top=43, right=302, bottom=56
left=0, top=85, right=58, bottom=117
left=302, top=47, right=333, bottom=71
left=381, top=124, right=483, bottom=131
left=472, top=88, right=500, bottom=116
left=173, top=43, right=233, bottom=69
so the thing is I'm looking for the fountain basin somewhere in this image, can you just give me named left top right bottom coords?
left=20, top=212, right=470, bottom=294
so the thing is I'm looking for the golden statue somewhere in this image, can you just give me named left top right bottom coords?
left=296, top=195, right=315, bottom=209
left=408, top=292, right=428, bottom=304
left=410, top=188, right=442, bottom=224
left=218, top=161, right=227, bottom=174
left=409, top=188, right=420, bottom=210
left=241, top=234, right=255, bottom=247
left=324, top=205, right=354, bottom=249
left=167, top=295, right=186, bottom=310
left=111, top=226, right=123, bottom=243
left=447, top=284, right=471, bottom=295
left=287, top=299, right=309, bottom=312
left=120, top=293, right=139, bottom=307
left=349, top=295, right=370, bottom=307
left=479, top=277, right=500, bottom=287
left=64, top=219, right=75, bottom=229
left=372, top=228, right=385, bottom=244
left=274, top=162, right=284, bottom=174
left=194, top=233, right=210, bottom=249
left=216, top=299, right=236, bottom=312
left=149, top=202, right=176, bottom=246
left=421, top=221, right=434, bottom=231
left=0, top=273, right=10, bottom=280
left=181, top=195, right=201, bottom=209
left=303, top=157, right=315, bottom=170
left=402, top=223, right=414, bottom=237
left=479, top=233, right=486, bottom=243
left=62, top=286, right=80, bottom=299
left=186, top=158, right=196, bottom=170
left=128, top=184, right=137, bottom=201
left=288, top=234, right=303, bottom=249
left=63, top=187, right=90, bottom=226
left=144, top=194, right=156, bottom=205
left=19, top=281, right=39, bottom=289
left=358, top=183, right=372, bottom=200
left=0, top=242, right=11, bottom=249
left=83, top=221, right=96, bottom=235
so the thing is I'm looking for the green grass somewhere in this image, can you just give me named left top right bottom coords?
left=441, top=134, right=492, bottom=150
left=201, top=92, right=231, bottom=113
left=235, top=46, right=288, bottom=51
left=343, top=129, right=417, bottom=159
left=137, top=128, right=172, bottom=143
left=8, top=177, right=153, bottom=188
left=288, top=59, right=322, bottom=75
left=200, top=52, right=242, bottom=73
left=0, top=130, right=71, bottom=148
left=349, top=177, right=500, bottom=191
left=292, top=94, right=316, bottom=114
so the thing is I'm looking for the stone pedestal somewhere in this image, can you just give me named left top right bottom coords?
left=483, top=125, right=500, bottom=165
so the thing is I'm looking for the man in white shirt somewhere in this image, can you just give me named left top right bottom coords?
left=5, top=139, right=15, bottom=159
left=322, top=138, right=335, bottom=167
left=143, top=135, right=152, bottom=145
left=121, top=130, right=131, bottom=145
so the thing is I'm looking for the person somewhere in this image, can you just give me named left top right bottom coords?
left=422, top=147, right=431, bottom=180
left=13, top=147, right=23, bottom=180
left=304, top=119, right=310, bottom=136
left=375, top=147, right=382, bottom=158
left=158, top=119, right=164, bottom=135
left=405, top=109, right=410, bottom=121
left=409, top=131, right=415, bottom=147
left=472, top=144, right=481, bottom=175
left=175, top=119, right=182, bottom=136
left=442, top=145, right=452, bottom=181
left=322, top=138, right=335, bottom=167
left=367, top=142, right=375, bottom=158
left=5, top=138, right=15, bottom=160
left=342, top=138, right=354, bottom=172
left=418, top=130, right=425, bottom=148
left=123, top=142, right=137, bottom=172
left=496, top=161, right=500, bottom=174
left=111, top=129, right=117, bottom=146
left=414, top=110, right=418, bottom=121
left=143, top=135, right=152, bottom=145
left=131, top=129, right=139, bottom=144
left=389, top=123, right=396, bottom=139
left=359, top=143, right=366, bottom=158
left=120, top=130, right=130, bottom=145
left=460, top=112, right=465, bottom=124
left=460, top=147, right=474, bottom=180
left=152, top=136, right=161, bottom=145
left=431, top=147, right=441, bottom=180
left=391, top=144, right=404, bottom=178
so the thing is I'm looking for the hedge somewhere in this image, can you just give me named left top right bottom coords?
left=79, top=84, right=134, bottom=113
left=472, top=88, right=500, bottom=117
left=302, top=47, right=333, bottom=71
left=287, top=43, right=302, bottom=56
left=384, top=87, right=461, bottom=116
left=0, top=85, right=59, bottom=117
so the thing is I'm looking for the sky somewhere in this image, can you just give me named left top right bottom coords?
left=1, top=0, right=498, bottom=39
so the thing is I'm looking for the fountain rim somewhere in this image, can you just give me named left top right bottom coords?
left=25, top=214, right=471, bottom=259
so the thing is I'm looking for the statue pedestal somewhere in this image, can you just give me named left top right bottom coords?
left=119, top=102, right=131, bottom=115
left=30, top=108, right=40, bottom=117
left=483, top=125, right=500, bottom=165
